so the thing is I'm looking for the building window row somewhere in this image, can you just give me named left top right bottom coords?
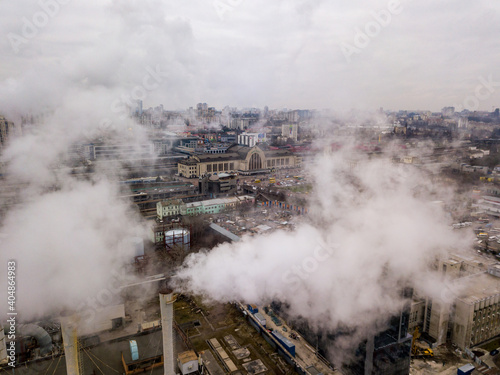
left=266, top=158, right=290, bottom=168
left=206, top=162, right=235, bottom=173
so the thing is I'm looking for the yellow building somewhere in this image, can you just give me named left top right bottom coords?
left=178, top=144, right=300, bottom=178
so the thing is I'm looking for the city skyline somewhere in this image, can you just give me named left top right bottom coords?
left=1, top=0, right=500, bottom=116
left=2, top=1, right=500, bottom=374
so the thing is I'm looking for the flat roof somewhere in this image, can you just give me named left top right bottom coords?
left=200, top=351, right=225, bottom=375
left=196, top=153, right=241, bottom=162
left=482, top=196, right=500, bottom=204
left=458, top=363, right=475, bottom=371
left=178, top=159, right=199, bottom=165
left=306, top=366, right=323, bottom=375
left=208, top=338, right=221, bottom=349
left=457, top=273, right=500, bottom=304
left=178, top=350, right=198, bottom=364
left=209, top=223, right=241, bottom=242
left=122, top=331, right=163, bottom=363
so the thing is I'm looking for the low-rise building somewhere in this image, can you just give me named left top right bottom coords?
left=156, top=199, right=183, bottom=219
left=460, top=164, right=489, bottom=174
left=177, top=351, right=198, bottom=375
left=478, top=196, right=500, bottom=217
left=92, top=143, right=154, bottom=159
left=198, top=173, right=237, bottom=197
left=124, top=181, right=198, bottom=209
left=156, top=195, right=254, bottom=220
left=182, top=195, right=254, bottom=217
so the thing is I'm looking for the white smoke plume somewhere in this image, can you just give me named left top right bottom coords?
left=204, top=121, right=223, bottom=131
left=0, top=1, right=187, bottom=320
left=174, top=148, right=472, bottom=364
left=0, top=104, right=150, bottom=321
left=0, top=178, right=146, bottom=318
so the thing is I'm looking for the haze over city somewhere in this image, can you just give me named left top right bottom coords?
left=1, top=1, right=500, bottom=375
left=1, top=1, right=500, bottom=112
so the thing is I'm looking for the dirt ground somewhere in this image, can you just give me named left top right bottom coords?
left=174, top=295, right=298, bottom=375
left=410, top=344, right=480, bottom=375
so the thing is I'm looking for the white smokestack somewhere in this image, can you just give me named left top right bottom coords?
left=60, top=315, right=81, bottom=375
left=159, top=288, right=176, bottom=375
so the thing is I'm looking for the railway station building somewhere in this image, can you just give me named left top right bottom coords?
left=177, top=144, right=300, bottom=178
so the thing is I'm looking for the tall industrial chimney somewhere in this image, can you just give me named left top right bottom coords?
left=60, top=314, right=81, bottom=375
left=159, top=287, right=176, bottom=375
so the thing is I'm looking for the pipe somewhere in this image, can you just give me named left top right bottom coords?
left=17, top=324, right=53, bottom=356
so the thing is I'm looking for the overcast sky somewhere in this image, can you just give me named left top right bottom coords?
left=1, top=0, right=500, bottom=112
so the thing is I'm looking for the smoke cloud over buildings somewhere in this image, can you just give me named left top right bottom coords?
left=0, top=1, right=172, bottom=320
left=0, top=0, right=492, bottom=366
left=0, top=95, right=150, bottom=319
left=0, top=179, right=146, bottom=318
left=175, top=148, right=472, bottom=361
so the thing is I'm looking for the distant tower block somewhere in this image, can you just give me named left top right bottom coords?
left=60, top=315, right=81, bottom=375
left=160, top=288, right=177, bottom=375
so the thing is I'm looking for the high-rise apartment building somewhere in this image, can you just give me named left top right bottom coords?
left=0, top=115, right=15, bottom=147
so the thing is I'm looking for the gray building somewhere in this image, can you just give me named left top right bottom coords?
left=198, top=173, right=237, bottom=197
left=0, top=115, right=16, bottom=147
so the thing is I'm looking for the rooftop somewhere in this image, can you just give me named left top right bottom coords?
left=121, top=330, right=163, bottom=364
left=209, top=223, right=241, bottom=242
left=194, top=153, right=241, bottom=162
left=200, top=351, right=225, bottom=375
left=159, top=198, right=184, bottom=206
left=181, top=144, right=295, bottom=164
left=178, top=350, right=198, bottom=364
left=457, top=273, right=500, bottom=304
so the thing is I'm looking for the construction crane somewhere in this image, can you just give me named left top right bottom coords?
left=411, top=327, right=434, bottom=358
